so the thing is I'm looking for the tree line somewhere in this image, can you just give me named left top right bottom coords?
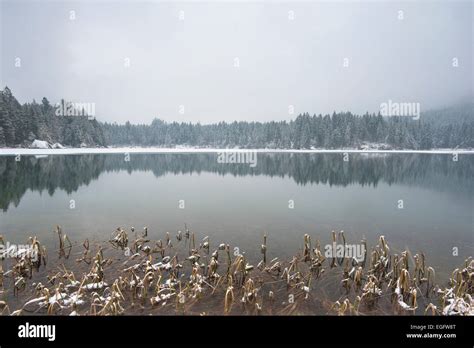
left=102, top=106, right=473, bottom=149
left=1, top=86, right=472, bottom=149
left=0, top=87, right=106, bottom=147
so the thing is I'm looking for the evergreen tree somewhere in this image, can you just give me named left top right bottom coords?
left=1, top=86, right=472, bottom=150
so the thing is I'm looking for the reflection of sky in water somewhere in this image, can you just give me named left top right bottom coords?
left=0, top=154, right=472, bottom=281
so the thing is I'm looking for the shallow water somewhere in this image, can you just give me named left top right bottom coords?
left=0, top=152, right=472, bottom=282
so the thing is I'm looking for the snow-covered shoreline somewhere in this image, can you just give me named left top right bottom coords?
left=0, top=147, right=473, bottom=156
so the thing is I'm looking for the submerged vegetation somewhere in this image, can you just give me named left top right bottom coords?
left=0, top=226, right=472, bottom=316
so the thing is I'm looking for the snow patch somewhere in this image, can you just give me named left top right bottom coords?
left=30, top=139, right=51, bottom=149
left=1, top=147, right=473, bottom=156
left=52, top=143, right=65, bottom=149
left=358, top=142, right=392, bottom=151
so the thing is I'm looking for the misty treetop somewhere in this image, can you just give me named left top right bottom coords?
left=1, top=87, right=472, bottom=149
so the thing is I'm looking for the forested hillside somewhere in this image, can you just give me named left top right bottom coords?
left=1, top=86, right=472, bottom=149
left=102, top=106, right=473, bottom=149
left=0, top=87, right=106, bottom=147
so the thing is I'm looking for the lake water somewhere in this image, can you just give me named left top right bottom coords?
left=0, top=152, right=472, bottom=281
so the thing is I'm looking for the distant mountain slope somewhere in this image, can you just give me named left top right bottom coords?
left=422, top=101, right=474, bottom=125
left=420, top=102, right=473, bottom=149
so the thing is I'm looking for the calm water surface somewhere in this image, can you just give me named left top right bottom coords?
left=0, top=153, right=472, bottom=280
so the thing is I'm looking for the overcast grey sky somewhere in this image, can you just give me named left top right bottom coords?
left=1, top=0, right=472, bottom=124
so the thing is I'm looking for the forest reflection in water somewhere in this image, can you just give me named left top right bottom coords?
left=0, top=152, right=473, bottom=283
left=0, top=152, right=472, bottom=211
